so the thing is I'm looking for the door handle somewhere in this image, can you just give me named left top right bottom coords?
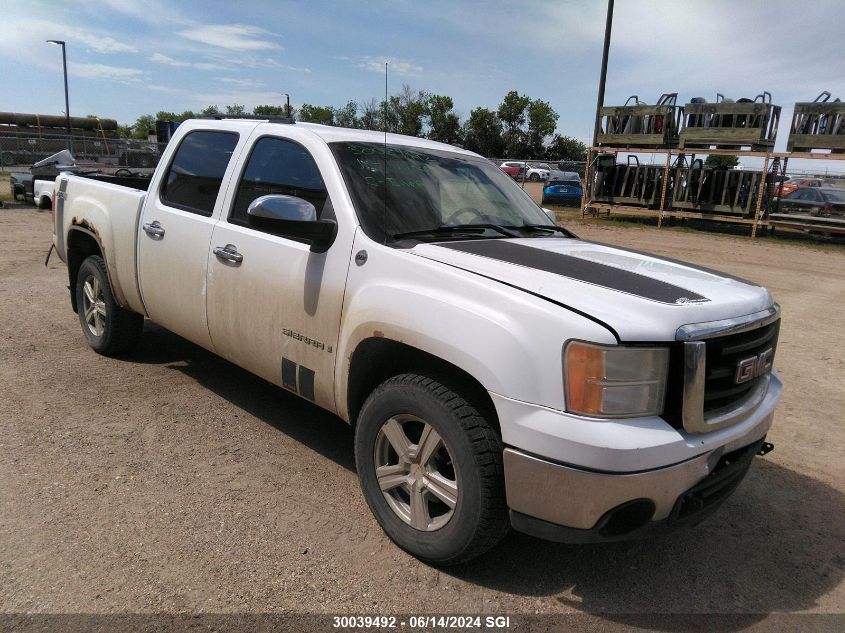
left=142, top=221, right=165, bottom=238
left=213, top=244, right=243, bottom=264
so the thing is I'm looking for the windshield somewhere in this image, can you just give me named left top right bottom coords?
left=548, top=171, right=580, bottom=184
left=331, top=142, right=552, bottom=242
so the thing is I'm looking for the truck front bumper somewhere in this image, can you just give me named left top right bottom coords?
left=494, top=373, right=781, bottom=543
left=504, top=438, right=769, bottom=543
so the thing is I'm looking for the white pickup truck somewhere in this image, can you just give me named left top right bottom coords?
left=34, top=178, right=55, bottom=209
left=52, top=117, right=781, bottom=564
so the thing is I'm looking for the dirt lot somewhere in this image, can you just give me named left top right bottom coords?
left=1, top=202, right=843, bottom=626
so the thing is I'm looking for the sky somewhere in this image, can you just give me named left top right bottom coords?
left=1, top=0, right=843, bottom=171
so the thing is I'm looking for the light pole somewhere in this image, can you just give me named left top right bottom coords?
left=592, top=0, right=614, bottom=148
left=46, top=39, right=72, bottom=152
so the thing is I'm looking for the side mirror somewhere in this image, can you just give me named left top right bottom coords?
left=247, top=194, right=337, bottom=253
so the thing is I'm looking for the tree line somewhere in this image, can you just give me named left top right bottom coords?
left=122, top=86, right=588, bottom=161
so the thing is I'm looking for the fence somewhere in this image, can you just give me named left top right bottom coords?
left=0, top=130, right=164, bottom=169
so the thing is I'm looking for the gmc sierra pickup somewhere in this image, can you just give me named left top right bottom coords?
left=51, top=117, right=781, bottom=564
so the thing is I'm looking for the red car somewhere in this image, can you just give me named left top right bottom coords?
left=776, top=177, right=822, bottom=198
left=499, top=161, right=526, bottom=179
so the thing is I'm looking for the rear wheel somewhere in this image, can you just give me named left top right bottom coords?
left=355, top=373, right=508, bottom=565
left=76, top=256, right=143, bottom=355
left=529, top=173, right=540, bottom=182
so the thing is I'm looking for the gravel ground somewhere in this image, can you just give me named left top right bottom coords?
left=0, top=202, right=843, bottom=628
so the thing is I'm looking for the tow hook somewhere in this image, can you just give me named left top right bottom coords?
left=757, top=441, right=775, bottom=456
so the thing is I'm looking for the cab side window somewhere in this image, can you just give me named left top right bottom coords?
left=229, top=137, right=329, bottom=229
left=160, top=130, right=239, bottom=217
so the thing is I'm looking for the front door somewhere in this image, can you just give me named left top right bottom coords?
left=137, top=129, right=241, bottom=349
left=206, top=132, right=354, bottom=412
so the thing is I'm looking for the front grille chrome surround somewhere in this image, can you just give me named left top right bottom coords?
left=678, top=304, right=780, bottom=434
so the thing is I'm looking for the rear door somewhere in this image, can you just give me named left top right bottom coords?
left=205, top=131, right=355, bottom=412
left=137, top=128, right=243, bottom=349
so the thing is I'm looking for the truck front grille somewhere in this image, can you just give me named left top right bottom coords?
left=663, top=308, right=781, bottom=433
left=702, top=320, right=779, bottom=413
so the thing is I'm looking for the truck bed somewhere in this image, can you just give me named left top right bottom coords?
left=54, top=174, right=148, bottom=315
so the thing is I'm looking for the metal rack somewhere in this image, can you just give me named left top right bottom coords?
left=582, top=146, right=773, bottom=236
left=581, top=145, right=845, bottom=238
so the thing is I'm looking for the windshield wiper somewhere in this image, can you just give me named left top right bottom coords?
left=507, top=224, right=577, bottom=238
left=392, top=223, right=520, bottom=241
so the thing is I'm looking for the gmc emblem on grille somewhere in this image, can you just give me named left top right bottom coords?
left=735, top=348, right=774, bottom=384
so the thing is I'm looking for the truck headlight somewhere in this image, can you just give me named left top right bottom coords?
left=564, top=341, right=669, bottom=418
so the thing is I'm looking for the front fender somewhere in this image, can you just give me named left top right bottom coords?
left=334, top=238, right=616, bottom=421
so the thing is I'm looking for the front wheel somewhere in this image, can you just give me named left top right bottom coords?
left=76, top=255, right=143, bottom=355
left=529, top=173, right=540, bottom=182
left=355, top=373, right=508, bottom=565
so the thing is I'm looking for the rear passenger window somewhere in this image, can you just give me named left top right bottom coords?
left=160, top=130, right=239, bottom=216
left=229, top=136, right=329, bottom=228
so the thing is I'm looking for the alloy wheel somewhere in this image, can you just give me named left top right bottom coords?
left=373, top=414, right=459, bottom=531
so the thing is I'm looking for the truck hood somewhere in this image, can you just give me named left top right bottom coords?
left=410, top=238, right=773, bottom=341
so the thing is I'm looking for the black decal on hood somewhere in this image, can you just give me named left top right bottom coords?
left=436, top=240, right=709, bottom=305
left=588, top=241, right=759, bottom=287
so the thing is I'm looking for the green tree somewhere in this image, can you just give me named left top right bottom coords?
left=387, top=84, right=428, bottom=137
left=463, top=107, right=504, bottom=157
left=526, top=99, right=559, bottom=157
left=200, top=105, right=220, bottom=116
left=254, top=104, right=292, bottom=117
left=704, top=154, right=739, bottom=169
left=130, top=114, right=156, bottom=139
left=497, top=90, right=530, bottom=134
left=359, top=98, right=381, bottom=130
left=545, top=134, right=587, bottom=162
left=497, top=90, right=530, bottom=156
left=333, top=101, right=359, bottom=128
left=298, top=104, right=335, bottom=125
left=225, top=104, right=246, bottom=116
left=496, top=91, right=560, bottom=158
left=427, top=95, right=462, bottom=144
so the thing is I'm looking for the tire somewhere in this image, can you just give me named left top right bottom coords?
left=37, top=196, right=50, bottom=210
left=529, top=173, right=540, bottom=182
left=75, top=255, right=143, bottom=356
left=355, top=373, right=508, bottom=565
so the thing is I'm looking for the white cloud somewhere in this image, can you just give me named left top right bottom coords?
left=254, top=58, right=311, bottom=73
left=220, top=77, right=266, bottom=89
left=70, top=62, right=145, bottom=83
left=95, top=0, right=190, bottom=27
left=149, top=53, right=189, bottom=67
left=339, top=56, right=423, bottom=77
left=147, top=84, right=187, bottom=94
left=148, top=52, right=225, bottom=72
left=71, top=31, right=138, bottom=54
left=178, top=24, right=282, bottom=51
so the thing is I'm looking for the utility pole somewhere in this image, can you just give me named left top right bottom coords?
left=47, top=40, right=72, bottom=153
left=592, top=0, right=614, bottom=148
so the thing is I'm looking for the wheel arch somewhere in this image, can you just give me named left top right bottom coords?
left=66, top=227, right=108, bottom=313
left=345, top=336, right=500, bottom=437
